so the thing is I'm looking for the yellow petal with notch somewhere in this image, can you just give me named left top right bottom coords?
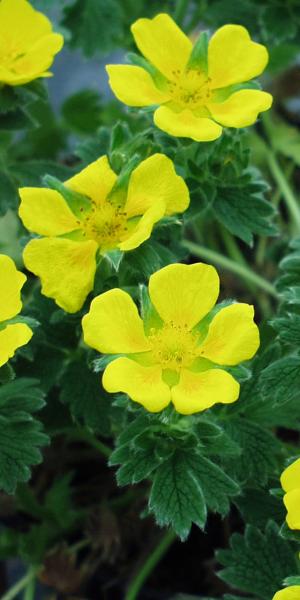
left=0, top=254, right=26, bottom=321
left=149, top=263, right=219, bottom=330
left=106, top=65, right=168, bottom=107
left=172, top=368, right=240, bottom=415
left=103, top=357, right=170, bottom=412
left=209, top=89, right=272, bottom=127
left=19, top=188, right=79, bottom=236
left=0, top=323, right=33, bottom=367
left=154, top=106, right=223, bottom=141
left=65, top=157, right=117, bottom=206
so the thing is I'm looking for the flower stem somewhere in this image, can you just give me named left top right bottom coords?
left=124, top=529, right=176, bottom=600
left=183, top=240, right=279, bottom=299
left=64, top=427, right=112, bottom=458
left=218, top=227, right=256, bottom=295
left=2, top=568, right=38, bottom=600
left=23, top=571, right=36, bottom=600
left=266, top=151, right=300, bottom=233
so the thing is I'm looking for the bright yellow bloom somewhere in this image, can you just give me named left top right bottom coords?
left=0, top=254, right=32, bottom=367
left=273, top=587, right=300, bottom=600
left=0, top=0, right=63, bottom=86
left=281, top=457, right=300, bottom=530
left=19, top=154, right=189, bottom=313
left=82, top=262, right=260, bottom=414
left=106, top=14, right=272, bottom=142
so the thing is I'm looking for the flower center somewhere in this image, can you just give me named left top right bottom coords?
left=148, top=322, right=198, bottom=371
left=167, top=68, right=212, bottom=108
left=79, top=201, right=128, bottom=251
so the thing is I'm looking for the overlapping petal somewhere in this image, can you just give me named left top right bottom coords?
left=82, top=289, right=150, bottom=354
left=154, top=106, right=223, bottom=141
left=208, top=24, right=269, bottom=89
left=0, top=0, right=52, bottom=47
left=106, top=65, right=168, bottom=107
left=0, top=323, right=33, bottom=368
left=172, top=368, right=240, bottom=415
left=119, top=201, right=166, bottom=251
left=281, top=458, right=300, bottom=493
left=198, top=303, right=260, bottom=365
left=131, top=13, right=192, bottom=80
left=125, top=153, right=189, bottom=218
left=19, top=188, right=79, bottom=236
left=23, top=238, right=98, bottom=313
left=65, top=156, right=117, bottom=205
left=209, top=89, right=273, bottom=127
left=0, top=254, right=27, bottom=321
left=103, top=357, right=170, bottom=412
left=149, top=263, right=219, bottom=330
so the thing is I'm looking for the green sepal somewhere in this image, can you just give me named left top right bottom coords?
left=105, top=248, right=124, bottom=271
left=43, top=174, right=91, bottom=218
left=187, top=31, right=209, bottom=74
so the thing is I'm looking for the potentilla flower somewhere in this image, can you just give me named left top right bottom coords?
left=0, top=254, right=32, bottom=367
left=19, top=154, right=189, bottom=313
left=281, top=457, right=300, bottom=530
left=106, top=14, right=272, bottom=142
left=0, top=0, right=63, bottom=86
left=82, top=262, right=260, bottom=415
left=273, top=587, right=300, bottom=600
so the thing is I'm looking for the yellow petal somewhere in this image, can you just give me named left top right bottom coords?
left=198, top=303, right=260, bottom=366
left=119, top=200, right=166, bottom=252
left=124, top=153, right=189, bottom=218
left=82, top=288, right=150, bottom=354
left=106, top=65, right=168, bottom=107
left=154, top=106, right=223, bottom=141
left=149, top=262, right=219, bottom=330
left=0, top=0, right=52, bottom=48
left=0, top=323, right=33, bottom=367
left=281, top=458, right=300, bottom=493
left=273, top=588, right=300, bottom=600
left=0, top=254, right=26, bottom=321
left=10, top=33, right=63, bottom=81
left=103, top=357, right=170, bottom=412
left=23, top=238, right=98, bottom=313
left=19, top=188, right=79, bottom=236
left=172, top=368, right=240, bottom=415
left=65, top=156, right=117, bottom=206
left=208, top=25, right=269, bottom=89
left=209, top=90, right=273, bottom=127
left=283, top=489, right=300, bottom=530
left=131, top=13, right=192, bottom=80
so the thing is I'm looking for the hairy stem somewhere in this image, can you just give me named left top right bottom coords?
left=183, top=240, right=279, bottom=299
left=124, top=529, right=176, bottom=600
left=2, top=568, right=38, bottom=600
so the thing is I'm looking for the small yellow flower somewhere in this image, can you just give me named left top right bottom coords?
left=0, top=254, right=32, bottom=367
left=281, top=457, right=300, bottom=530
left=273, top=587, right=300, bottom=600
left=19, top=154, right=189, bottom=313
left=106, top=14, right=272, bottom=142
left=82, top=262, right=260, bottom=415
left=0, top=0, right=63, bottom=86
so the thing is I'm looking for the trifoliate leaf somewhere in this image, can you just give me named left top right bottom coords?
left=217, top=522, right=298, bottom=600
left=0, top=379, right=48, bottom=494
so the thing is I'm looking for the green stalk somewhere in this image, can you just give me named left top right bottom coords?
left=64, top=427, right=112, bottom=458
left=183, top=240, right=279, bottom=299
left=174, top=0, right=189, bottom=24
left=23, top=572, right=36, bottom=600
left=2, top=568, right=38, bottom=600
left=124, top=529, right=176, bottom=600
left=266, top=151, right=300, bottom=233
left=219, top=227, right=256, bottom=295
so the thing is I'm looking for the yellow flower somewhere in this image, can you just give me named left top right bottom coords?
left=273, top=587, right=300, bottom=600
left=19, top=154, right=189, bottom=313
left=0, top=0, right=63, bottom=86
left=0, top=254, right=32, bottom=367
left=106, top=14, right=272, bottom=142
left=82, top=262, right=260, bottom=415
left=281, top=457, right=300, bottom=530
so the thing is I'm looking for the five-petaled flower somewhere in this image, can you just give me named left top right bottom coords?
left=0, top=254, right=32, bottom=367
left=273, top=588, right=300, bottom=600
left=0, top=0, right=63, bottom=86
left=106, top=14, right=272, bottom=142
left=19, top=154, right=189, bottom=313
left=82, top=262, right=260, bottom=415
left=280, top=457, right=300, bottom=530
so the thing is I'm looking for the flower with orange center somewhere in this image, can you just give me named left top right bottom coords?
left=82, top=262, right=260, bottom=415
left=18, top=154, right=189, bottom=313
left=106, top=14, right=272, bottom=142
left=0, top=0, right=63, bottom=86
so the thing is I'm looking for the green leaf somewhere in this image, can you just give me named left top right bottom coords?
left=60, top=360, right=111, bottom=436
left=271, top=314, right=300, bottom=345
left=0, top=170, right=18, bottom=216
left=62, top=0, right=124, bottom=57
left=260, top=355, right=300, bottom=405
left=217, top=522, right=298, bottom=600
left=0, top=379, right=48, bottom=494
left=62, top=89, right=103, bottom=134
left=235, top=488, right=286, bottom=529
